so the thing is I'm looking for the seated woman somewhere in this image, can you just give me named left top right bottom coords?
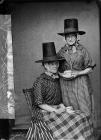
left=26, top=42, right=93, bottom=140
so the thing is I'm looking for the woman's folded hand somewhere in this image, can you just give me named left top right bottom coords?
left=59, top=103, right=66, bottom=109
left=71, top=70, right=79, bottom=78
left=66, top=106, right=75, bottom=114
left=59, top=70, right=80, bottom=79
left=55, top=106, right=66, bottom=114
left=59, top=70, right=73, bottom=79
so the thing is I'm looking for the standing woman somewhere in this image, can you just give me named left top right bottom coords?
left=57, top=18, right=96, bottom=125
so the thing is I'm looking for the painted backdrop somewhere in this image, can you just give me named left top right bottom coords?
left=0, top=15, right=15, bottom=119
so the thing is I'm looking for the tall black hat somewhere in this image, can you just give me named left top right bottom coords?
left=58, top=18, right=86, bottom=36
left=35, top=42, right=64, bottom=63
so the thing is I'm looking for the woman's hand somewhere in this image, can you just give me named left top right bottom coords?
left=64, top=70, right=72, bottom=75
left=39, top=104, right=67, bottom=114
left=59, top=70, right=80, bottom=79
left=55, top=104, right=66, bottom=114
left=59, top=103, right=66, bottom=110
left=55, top=108, right=65, bottom=114
left=59, top=70, right=73, bottom=79
left=71, top=70, right=79, bottom=78
left=71, top=68, right=92, bottom=78
left=66, top=106, right=75, bottom=114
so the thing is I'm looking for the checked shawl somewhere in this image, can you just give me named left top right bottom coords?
left=43, top=110, right=93, bottom=140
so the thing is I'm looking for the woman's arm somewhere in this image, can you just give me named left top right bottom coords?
left=39, top=104, right=65, bottom=114
left=39, top=104, right=57, bottom=112
left=78, top=67, right=92, bottom=76
left=59, top=67, right=93, bottom=79
left=71, top=67, right=93, bottom=78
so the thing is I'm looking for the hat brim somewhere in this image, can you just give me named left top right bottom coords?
left=35, top=57, right=65, bottom=63
left=58, top=31, right=86, bottom=36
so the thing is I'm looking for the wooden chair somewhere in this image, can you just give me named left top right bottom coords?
left=10, top=88, right=34, bottom=140
left=23, top=88, right=34, bottom=114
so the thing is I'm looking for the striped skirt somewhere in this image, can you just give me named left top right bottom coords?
left=26, top=120, right=53, bottom=140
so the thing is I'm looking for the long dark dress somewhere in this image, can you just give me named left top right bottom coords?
left=26, top=73, right=93, bottom=140
left=57, top=43, right=96, bottom=122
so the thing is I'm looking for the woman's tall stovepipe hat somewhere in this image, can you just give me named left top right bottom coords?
left=58, top=18, right=86, bottom=36
left=35, top=42, right=64, bottom=63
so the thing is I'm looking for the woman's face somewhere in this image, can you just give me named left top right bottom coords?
left=44, top=61, right=59, bottom=74
left=65, top=34, right=77, bottom=46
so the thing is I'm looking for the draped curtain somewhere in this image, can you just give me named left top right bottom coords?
left=0, top=15, right=15, bottom=119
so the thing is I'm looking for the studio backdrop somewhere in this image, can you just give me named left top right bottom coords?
left=12, top=1, right=100, bottom=129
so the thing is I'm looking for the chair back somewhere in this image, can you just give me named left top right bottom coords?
left=23, top=88, right=34, bottom=114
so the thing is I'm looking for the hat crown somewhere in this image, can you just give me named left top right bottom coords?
left=64, top=18, right=78, bottom=30
left=43, top=42, right=56, bottom=58
left=64, top=18, right=78, bottom=32
left=35, top=42, right=64, bottom=63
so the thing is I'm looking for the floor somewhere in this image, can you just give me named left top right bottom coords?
left=9, top=129, right=101, bottom=140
